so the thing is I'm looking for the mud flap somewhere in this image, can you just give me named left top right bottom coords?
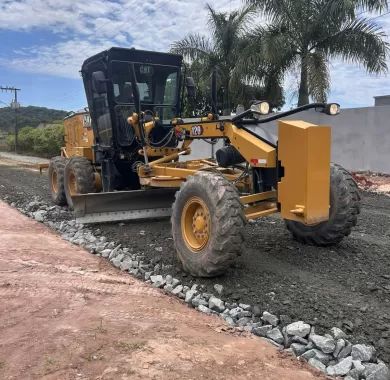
left=72, top=188, right=177, bottom=224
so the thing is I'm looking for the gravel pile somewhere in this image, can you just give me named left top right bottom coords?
left=4, top=194, right=389, bottom=380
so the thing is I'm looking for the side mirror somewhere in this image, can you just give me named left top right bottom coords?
left=92, top=71, right=108, bottom=95
left=185, top=76, right=196, bottom=99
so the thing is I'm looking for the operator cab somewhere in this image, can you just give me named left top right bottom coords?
left=81, top=48, right=182, bottom=153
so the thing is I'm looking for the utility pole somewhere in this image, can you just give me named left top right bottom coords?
left=1, top=86, right=21, bottom=153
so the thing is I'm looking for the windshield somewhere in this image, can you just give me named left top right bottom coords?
left=111, top=61, right=180, bottom=121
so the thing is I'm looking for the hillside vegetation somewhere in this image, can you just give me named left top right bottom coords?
left=0, top=106, right=68, bottom=132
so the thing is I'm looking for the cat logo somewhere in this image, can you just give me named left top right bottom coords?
left=191, top=125, right=203, bottom=136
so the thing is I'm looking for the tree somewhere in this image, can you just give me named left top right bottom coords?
left=247, top=0, right=389, bottom=105
left=171, top=3, right=284, bottom=114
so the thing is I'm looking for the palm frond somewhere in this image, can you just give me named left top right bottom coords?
left=316, top=17, right=389, bottom=73
left=170, top=34, right=213, bottom=61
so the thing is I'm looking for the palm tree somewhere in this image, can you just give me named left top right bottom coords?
left=247, top=0, right=389, bottom=105
left=171, top=4, right=283, bottom=114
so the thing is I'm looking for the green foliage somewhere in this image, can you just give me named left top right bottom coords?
left=246, top=0, right=389, bottom=105
left=0, top=106, right=68, bottom=133
left=7, top=124, right=64, bottom=157
left=171, top=3, right=285, bottom=115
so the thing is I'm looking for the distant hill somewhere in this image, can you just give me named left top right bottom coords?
left=0, top=106, right=68, bottom=132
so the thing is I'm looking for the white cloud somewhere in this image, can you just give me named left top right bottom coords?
left=1, top=0, right=390, bottom=107
left=0, top=0, right=242, bottom=78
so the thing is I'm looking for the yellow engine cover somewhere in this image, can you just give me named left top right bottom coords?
left=63, top=111, right=94, bottom=161
left=278, top=120, right=331, bottom=225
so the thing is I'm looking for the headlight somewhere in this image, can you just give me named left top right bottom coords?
left=324, top=103, right=340, bottom=116
left=251, top=101, right=270, bottom=115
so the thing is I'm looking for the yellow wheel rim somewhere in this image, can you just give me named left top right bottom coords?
left=68, top=171, right=77, bottom=196
left=51, top=170, right=58, bottom=194
left=181, top=196, right=211, bottom=252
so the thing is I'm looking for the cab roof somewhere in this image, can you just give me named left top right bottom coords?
left=81, top=47, right=183, bottom=72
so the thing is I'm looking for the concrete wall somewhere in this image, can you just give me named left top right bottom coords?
left=187, top=106, right=390, bottom=173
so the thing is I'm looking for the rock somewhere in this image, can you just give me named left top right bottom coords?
left=266, top=328, right=284, bottom=345
left=309, top=334, right=335, bottom=354
left=144, top=271, right=152, bottom=281
left=197, top=305, right=211, bottom=314
left=111, top=258, right=122, bottom=268
left=129, top=268, right=139, bottom=276
left=191, top=295, right=208, bottom=308
left=363, top=363, right=390, bottom=380
left=101, top=249, right=111, bottom=258
left=171, top=278, right=180, bottom=287
left=237, top=317, right=251, bottom=327
left=308, top=358, right=326, bottom=373
left=253, top=325, right=272, bottom=337
left=330, top=327, right=348, bottom=340
left=351, top=344, right=376, bottom=362
left=172, top=285, right=183, bottom=295
left=333, top=339, right=346, bottom=358
left=239, top=303, right=251, bottom=311
left=208, top=296, right=225, bottom=312
left=292, top=336, right=308, bottom=345
left=291, top=343, right=307, bottom=357
left=119, top=260, right=132, bottom=271
left=261, top=311, right=279, bottom=326
left=229, top=307, right=243, bottom=319
left=237, top=310, right=252, bottom=319
left=286, top=321, right=311, bottom=338
left=153, top=279, right=166, bottom=288
left=301, top=349, right=316, bottom=361
left=164, top=284, right=174, bottom=292
left=201, top=293, right=212, bottom=301
left=252, top=305, right=262, bottom=317
left=338, top=342, right=352, bottom=359
left=351, top=359, right=365, bottom=378
left=185, top=289, right=197, bottom=304
left=223, top=315, right=235, bottom=326
left=33, top=210, right=46, bottom=222
left=345, top=377, right=356, bottom=380
left=301, top=349, right=332, bottom=365
left=326, top=356, right=353, bottom=377
left=150, top=275, right=163, bottom=284
left=214, top=284, right=224, bottom=295
left=108, top=244, right=121, bottom=259
left=165, top=275, right=173, bottom=284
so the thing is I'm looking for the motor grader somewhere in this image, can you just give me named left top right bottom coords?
left=48, top=47, right=360, bottom=277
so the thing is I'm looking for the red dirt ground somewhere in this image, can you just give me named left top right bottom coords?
left=0, top=201, right=324, bottom=380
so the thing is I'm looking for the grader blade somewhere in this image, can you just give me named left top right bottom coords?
left=72, top=188, right=177, bottom=224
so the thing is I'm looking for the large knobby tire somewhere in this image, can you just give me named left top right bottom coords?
left=64, top=157, right=96, bottom=209
left=48, top=156, right=67, bottom=206
left=171, top=171, right=246, bottom=277
left=285, top=163, right=360, bottom=246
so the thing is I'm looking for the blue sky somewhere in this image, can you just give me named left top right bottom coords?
left=1, top=0, right=390, bottom=112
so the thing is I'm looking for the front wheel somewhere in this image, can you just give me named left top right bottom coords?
left=285, top=163, right=360, bottom=246
left=171, top=171, right=246, bottom=277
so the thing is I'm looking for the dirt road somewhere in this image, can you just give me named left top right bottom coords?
left=0, top=201, right=322, bottom=380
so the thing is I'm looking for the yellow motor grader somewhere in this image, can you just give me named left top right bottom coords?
left=48, top=47, right=360, bottom=277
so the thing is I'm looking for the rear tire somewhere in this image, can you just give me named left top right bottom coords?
left=64, top=157, right=96, bottom=209
left=171, top=171, right=246, bottom=277
left=285, top=163, right=360, bottom=246
left=48, top=156, right=67, bottom=206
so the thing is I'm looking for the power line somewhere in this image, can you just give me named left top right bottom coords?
left=0, top=86, right=21, bottom=153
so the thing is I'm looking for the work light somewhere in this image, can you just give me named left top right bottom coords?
left=251, top=101, right=270, bottom=115
left=324, top=103, right=341, bottom=116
